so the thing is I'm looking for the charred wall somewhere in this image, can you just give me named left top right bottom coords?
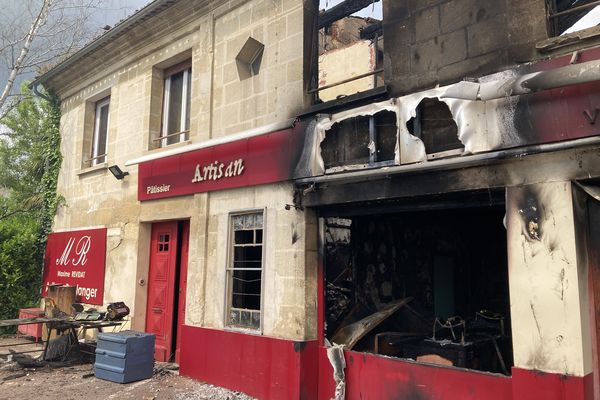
left=383, top=0, right=548, bottom=96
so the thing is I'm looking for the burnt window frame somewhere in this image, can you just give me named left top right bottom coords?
left=408, top=98, right=463, bottom=161
left=159, top=59, right=192, bottom=148
left=546, top=0, right=600, bottom=37
left=322, top=110, right=397, bottom=173
left=225, top=210, right=266, bottom=332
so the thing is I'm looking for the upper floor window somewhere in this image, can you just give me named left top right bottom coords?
left=548, top=0, right=600, bottom=36
left=312, top=3, right=384, bottom=103
left=321, top=110, right=396, bottom=171
left=160, top=60, right=191, bottom=147
left=89, top=96, right=109, bottom=167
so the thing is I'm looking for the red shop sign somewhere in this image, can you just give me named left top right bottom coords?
left=42, top=228, right=107, bottom=305
left=138, top=128, right=302, bottom=201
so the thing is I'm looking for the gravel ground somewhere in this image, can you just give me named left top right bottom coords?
left=0, top=336, right=256, bottom=400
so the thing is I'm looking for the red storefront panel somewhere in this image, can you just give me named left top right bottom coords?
left=42, top=228, right=107, bottom=305
left=179, top=325, right=318, bottom=400
left=178, top=325, right=595, bottom=400
left=317, top=347, right=512, bottom=400
left=518, top=47, right=600, bottom=147
left=138, top=128, right=302, bottom=201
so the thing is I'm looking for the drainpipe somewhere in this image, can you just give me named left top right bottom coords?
left=30, top=81, right=51, bottom=101
left=442, top=58, right=600, bottom=101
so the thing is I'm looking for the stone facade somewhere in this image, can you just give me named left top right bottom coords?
left=44, top=0, right=316, bottom=341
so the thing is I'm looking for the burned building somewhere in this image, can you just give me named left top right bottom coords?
left=32, top=0, right=600, bottom=399
left=294, top=0, right=600, bottom=399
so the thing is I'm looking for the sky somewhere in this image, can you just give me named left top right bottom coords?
left=88, top=0, right=152, bottom=28
left=320, top=0, right=382, bottom=19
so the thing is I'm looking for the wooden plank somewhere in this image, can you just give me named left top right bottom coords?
left=0, top=317, right=67, bottom=327
left=331, top=297, right=412, bottom=350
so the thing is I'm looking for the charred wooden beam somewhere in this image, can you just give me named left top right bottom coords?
left=319, top=0, right=382, bottom=28
left=360, top=21, right=383, bottom=39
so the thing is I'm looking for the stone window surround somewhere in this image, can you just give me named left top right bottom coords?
left=149, top=49, right=193, bottom=150
left=81, top=89, right=112, bottom=171
left=91, top=97, right=110, bottom=166
left=160, top=59, right=192, bottom=147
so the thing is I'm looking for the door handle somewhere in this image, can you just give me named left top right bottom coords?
left=152, top=307, right=162, bottom=313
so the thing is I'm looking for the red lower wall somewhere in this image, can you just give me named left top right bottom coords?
left=317, top=347, right=512, bottom=400
left=317, top=348, right=595, bottom=400
left=179, top=325, right=318, bottom=400
left=511, top=368, right=594, bottom=400
left=180, top=325, right=594, bottom=400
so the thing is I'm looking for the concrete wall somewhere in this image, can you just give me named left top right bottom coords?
left=49, top=0, right=316, bottom=340
left=506, top=181, right=593, bottom=377
left=382, top=0, right=548, bottom=96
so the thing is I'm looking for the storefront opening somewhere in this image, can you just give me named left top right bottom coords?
left=323, top=201, right=513, bottom=375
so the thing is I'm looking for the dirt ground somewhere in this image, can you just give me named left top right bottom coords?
left=0, top=336, right=256, bottom=400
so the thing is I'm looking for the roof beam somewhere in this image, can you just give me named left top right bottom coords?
left=318, top=0, right=381, bottom=28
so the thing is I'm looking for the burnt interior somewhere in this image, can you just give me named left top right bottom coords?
left=324, top=195, right=513, bottom=374
left=321, top=110, right=397, bottom=169
left=407, top=97, right=463, bottom=155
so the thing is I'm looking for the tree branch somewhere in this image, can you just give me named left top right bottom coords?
left=0, top=0, right=53, bottom=111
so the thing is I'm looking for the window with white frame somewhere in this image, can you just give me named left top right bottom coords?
left=160, top=60, right=191, bottom=147
left=227, top=212, right=264, bottom=330
left=90, top=97, right=110, bottom=166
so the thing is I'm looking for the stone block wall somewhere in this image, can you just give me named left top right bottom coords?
left=382, top=0, right=548, bottom=96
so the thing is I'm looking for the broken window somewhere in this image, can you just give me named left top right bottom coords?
left=547, top=0, right=600, bottom=36
left=407, top=98, right=463, bottom=159
left=323, top=193, right=513, bottom=375
left=321, top=110, right=397, bottom=170
left=311, top=0, right=384, bottom=102
left=227, top=212, right=264, bottom=330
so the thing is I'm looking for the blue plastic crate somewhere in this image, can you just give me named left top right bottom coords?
left=95, top=330, right=155, bottom=383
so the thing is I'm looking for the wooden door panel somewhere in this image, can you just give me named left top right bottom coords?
left=146, top=222, right=178, bottom=362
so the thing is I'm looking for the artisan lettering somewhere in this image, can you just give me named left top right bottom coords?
left=192, top=158, right=245, bottom=183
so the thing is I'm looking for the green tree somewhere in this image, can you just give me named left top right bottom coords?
left=0, top=84, right=61, bottom=332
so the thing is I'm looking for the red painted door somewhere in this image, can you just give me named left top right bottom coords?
left=175, top=221, right=189, bottom=363
left=146, top=222, right=179, bottom=362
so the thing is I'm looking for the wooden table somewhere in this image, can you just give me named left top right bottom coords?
left=43, top=320, right=123, bottom=361
left=0, top=317, right=122, bottom=361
